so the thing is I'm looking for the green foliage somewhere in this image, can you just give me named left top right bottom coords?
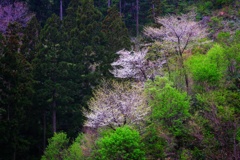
left=151, top=0, right=190, bottom=17
left=188, top=31, right=240, bottom=91
left=101, top=6, right=131, bottom=77
left=142, top=123, right=167, bottom=159
left=208, top=17, right=224, bottom=37
left=21, top=16, right=41, bottom=62
left=186, top=44, right=227, bottom=89
left=180, top=149, right=192, bottom=160
left=144, top=77, right=194, bottom=159
left=102, top=6, right=131, bottom=51
left=197, top=1, right=213, bottom=15
left=145, top=76, right=190, bottom=136
left=42, top=132, right=69, bottom=160
left=192, top=147, right=205, bottom=159
left=216, top=0, right=234, bottom=5
left=63, top=134, right=83, bottom=160
left=237, top=128, right=240, bottom=142
left=192, top=89, right=240, bottom=159
left=0, top=23, right=36, bottom=159
left=189, top=54, right=220, bottom=84
left=42, top=132, right=83, bottom=160
left=197, top=0, right=234, bottom=15
left=226, top=91, right=240, bottom=114
left=27, top=0, right=70, bottom=24
left=1, top=1, right=240, bottom=159
left=216, top=31, right=231, bottom=46
left=64, top=0, right=106, bottom=88
left=34, top=13, right=86, bottom=137
left=222, top=31, right=240, bottom=89
left=34, top=13, right=70, bottom=130
left=96, top=126, right=145, bottom=160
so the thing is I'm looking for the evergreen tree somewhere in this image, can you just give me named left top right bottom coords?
left=73, top=0, right=105, bottom=69
left=27, top=0, right=53, bottom=24
left=63, top=0, right=81, bottom=31
left=21, top=17, right=46, bottom=158
left=34, top=14, right=73, bottom=135
left=102, top=6, right=131, bottom=52
left=93, top=0, right=109, bottom=15
left=102, top=6, right=131, bottom=76
left=0, top=23, right=34, bottom=160
left=64, top=0, right=106, bottom=102
left=21, top=16, right=41, bottom=62
left=27, top=0, right=70, bottom=25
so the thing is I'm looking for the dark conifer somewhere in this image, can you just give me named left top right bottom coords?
left=33, top=14, right=71, bottom=134
left=102, top=6, right=131, bottom=52
left=64, top=0, right=105, bottom=92
left=0, top=23, right=34, bottom=160
left=21, top=16, right=41, bottom=62
left=101, top=6, right=131, bottom=76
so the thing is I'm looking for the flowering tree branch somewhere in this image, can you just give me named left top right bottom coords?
left=144, top=12, right=208, bottom=56
left=110, top=48, right=166, bottom=81
left=84, top=80, right=150, bottom=129
left=144, top=12, right=208, bottom=93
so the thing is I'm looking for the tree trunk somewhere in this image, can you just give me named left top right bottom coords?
left=233, top=120, right=239, bottom=160
left=163, top=51, right=171, bottom=79
left=7, top=83, right=10, bottom=121
left=7, top=104, right=10, bottom=120
left=43, top=111, right=46, bottom=149
left=177, top=38, right=189, bottom=94
left=52, top=90, right=56, bottom=133
left=180, top=56, right=189, bottom=94
left=184, top=69, right=189, bottom=94
left=13, top=151, right=16, bottom=160
left=152, top=3, right=155, bottom=19
left=136, top=0, right=139, bottom=36
left=119, top=0, right=122, bottom=16
left=60, top=0, right=63, bottom=20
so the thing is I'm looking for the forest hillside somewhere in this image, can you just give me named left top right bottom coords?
left=0, top=0, right=240, bottom=159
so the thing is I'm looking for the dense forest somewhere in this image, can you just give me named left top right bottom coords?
left=0, top=0, right=239, bottom=159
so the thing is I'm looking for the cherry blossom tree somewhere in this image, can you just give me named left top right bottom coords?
left=110, top=48, right=166, bottom=81
left=144, top=12, right=207, bottom=56
left=0, top=2, right=34, bottom=33
left=84, top=80, right=150, bottom=129
left=144, top=12, right=208, bottom=93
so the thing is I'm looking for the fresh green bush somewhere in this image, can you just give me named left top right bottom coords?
left=145, top=77, right=190, bottom=136
left=41, top=133, right=83, bottom=160
left=41, top=132, right=69, bottom=160
left=142, top=123, right=167, bottom=159
left=96, top=126, right=145, bottom=160
left=197, top=1, right=213, bottom=15
left=64, top=134, right=83, bottom=160
left=186, top=44, right=227, bottom=88
left=188, top=54, right=221, bottom=84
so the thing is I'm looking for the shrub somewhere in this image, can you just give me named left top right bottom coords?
left=96, top=126, right=145, bottom=160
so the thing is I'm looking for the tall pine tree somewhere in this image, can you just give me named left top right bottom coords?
left=101, top=6, right=131, bottom=76
left=34, top=14, right=73, bottom=135
left=64, top=0, right=105, bottom=101
left=0, top=23, right=34, bottom=160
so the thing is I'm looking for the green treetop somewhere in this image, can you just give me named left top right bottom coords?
left=101, top=6, right=131, bottom=77
left=0, top=23, right=34, bottom=160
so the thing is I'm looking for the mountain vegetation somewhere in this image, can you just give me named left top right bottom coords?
left=0, top=0, right=239, bottom=159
